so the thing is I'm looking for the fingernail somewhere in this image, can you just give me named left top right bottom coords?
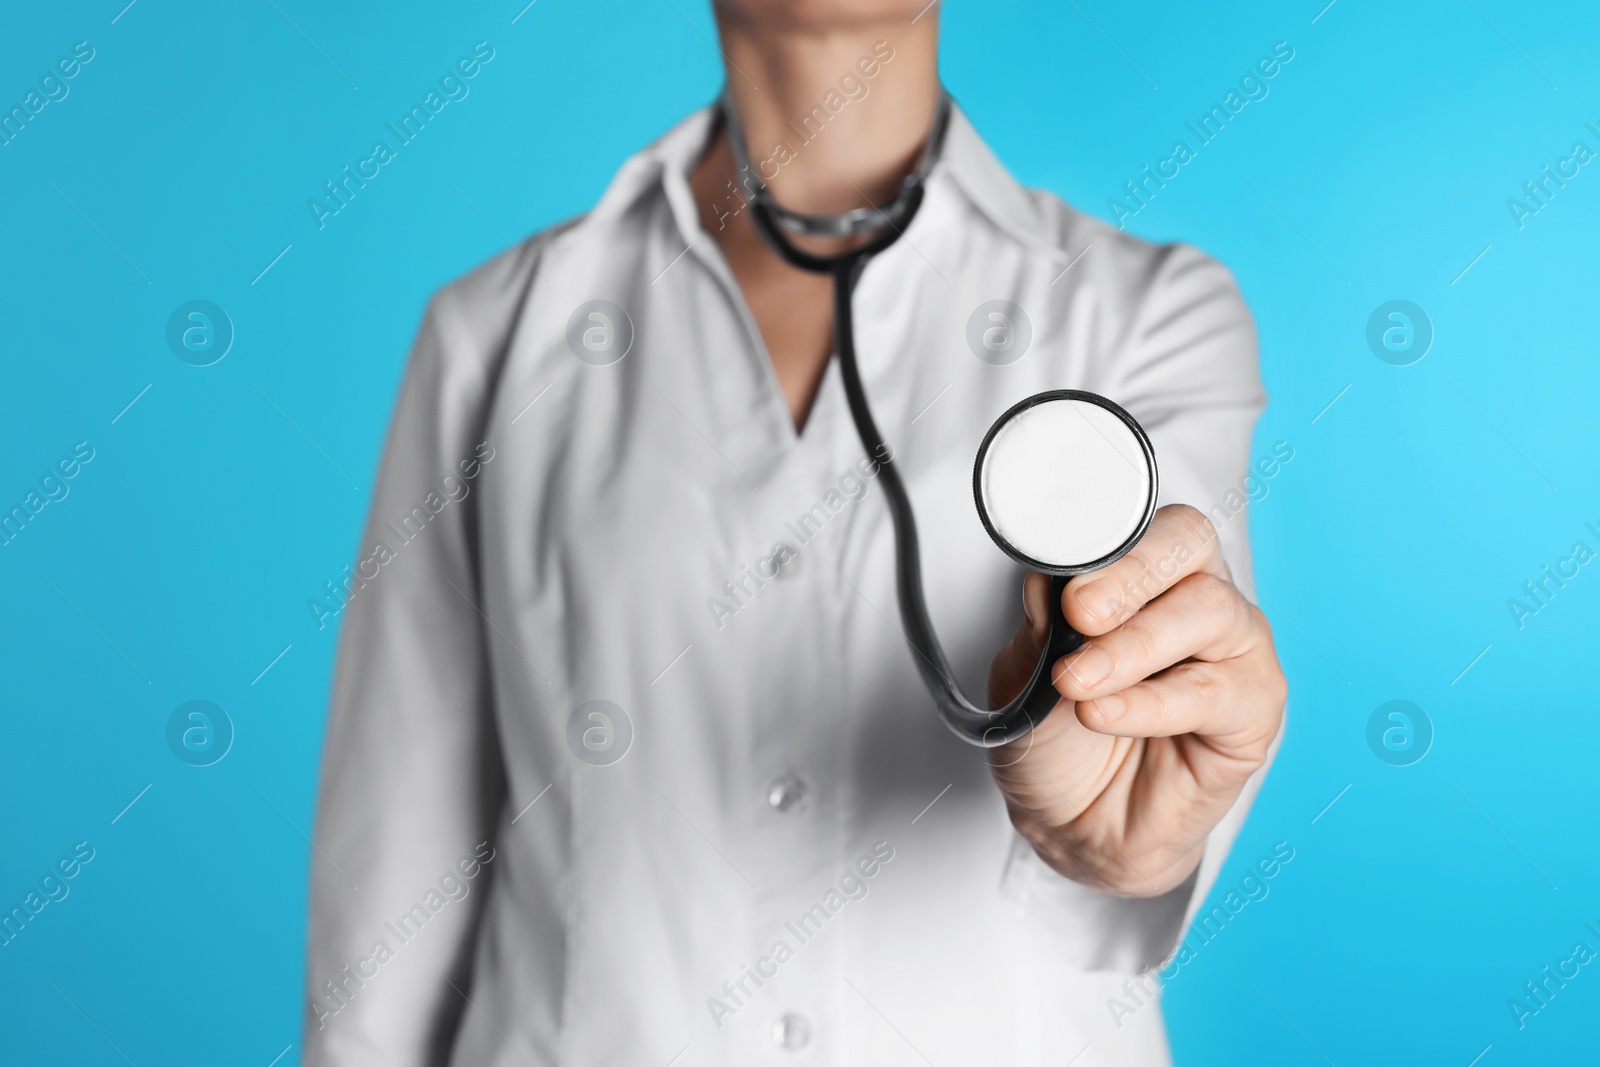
left=1065, top=645, right=1113, bottom=689
left=1075, top=579, right=1121, bottom=622
left=1091, top=693, right=1126, bottom=722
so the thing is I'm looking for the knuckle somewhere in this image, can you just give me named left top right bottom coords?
left=1145, top=683, right=1172, bottom=732
left=1266, top=663, right=1290, bottom=710
left=1187, top=662, right=1223, bottom=705
left=1190, top=572, right=1244, bottom=624
left=1121, top=618, right=1163, bottom=665
left=1112, top=564, right=1157, bottom=616
left=1167, top=504, right=1218, bottom=553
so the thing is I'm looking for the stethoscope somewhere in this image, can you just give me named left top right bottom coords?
left=723, top=89, right=1159, bottom=748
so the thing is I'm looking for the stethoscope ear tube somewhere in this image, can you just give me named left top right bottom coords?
left=736, top=94, right=1140, bottom=747
left=750, top=199, right=1084, bottom=746
left=819, top=252, right=1081, bottom=747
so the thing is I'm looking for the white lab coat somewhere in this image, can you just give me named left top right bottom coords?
left=304, top=102, right=1268, bottom=1066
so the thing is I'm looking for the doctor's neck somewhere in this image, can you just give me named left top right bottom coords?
left=710, top=2, right=940, bottom=220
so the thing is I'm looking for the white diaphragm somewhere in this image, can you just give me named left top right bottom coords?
left=974, top=391, right=1158, bottom=574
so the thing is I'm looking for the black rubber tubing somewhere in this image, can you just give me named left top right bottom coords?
left=747, top=194, right=1083, bottom=747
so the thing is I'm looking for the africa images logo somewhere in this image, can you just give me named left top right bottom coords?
left=705, top=842, right=895, bottom=1030
left=1107, top=41, right=1295, bottom=229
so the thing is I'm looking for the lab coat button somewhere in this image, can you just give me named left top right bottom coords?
left=766, top=775, right=809, bottom=814
left=766, top=542, right=800, bottom=579
left=772, top=1012, right=810, bottom=1050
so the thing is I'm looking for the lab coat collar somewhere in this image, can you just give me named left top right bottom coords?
left=588, top=98, right=1070, bottom=266
left=939, top=101, right=1076, bottom=264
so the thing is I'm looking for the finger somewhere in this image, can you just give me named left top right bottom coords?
left=1063, top=504, right=1229, bottom=637
left=1073, top=647, right=1284, bottom=745
left=988, top=572, right=1052, bottom=707
left=1053, top=572, right=1260, bottom=703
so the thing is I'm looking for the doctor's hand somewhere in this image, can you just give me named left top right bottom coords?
left=986, top=504, right=1286, bottom=897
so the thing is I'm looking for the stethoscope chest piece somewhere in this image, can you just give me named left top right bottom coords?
left=973, top=390, right=1159, bottom=576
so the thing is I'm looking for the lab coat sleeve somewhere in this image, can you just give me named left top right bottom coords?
left=1002, top=242, right=1274, bottom=972
left=302, top=286, right=506, bottom=1065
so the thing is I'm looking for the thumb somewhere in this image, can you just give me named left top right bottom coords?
left=988, top=572, right=1054, bottom=707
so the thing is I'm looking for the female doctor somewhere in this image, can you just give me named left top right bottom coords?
left=304, top=1, right=1288, bottom=1064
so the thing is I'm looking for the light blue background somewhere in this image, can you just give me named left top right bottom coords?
left=2, top=1, right=1596, bottom=1064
